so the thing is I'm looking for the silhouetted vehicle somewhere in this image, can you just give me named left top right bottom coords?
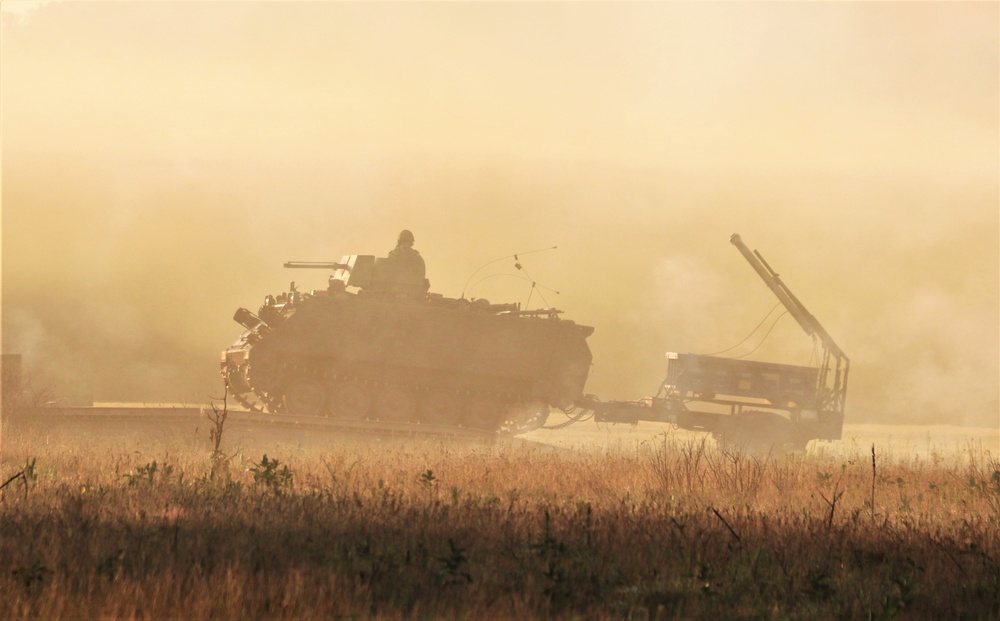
left=575, top=234, right=848, bottom=452
left=221, top=254, right=594, bottom=434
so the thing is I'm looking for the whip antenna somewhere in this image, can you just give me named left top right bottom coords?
left=460, top=245, right=557, bottom=299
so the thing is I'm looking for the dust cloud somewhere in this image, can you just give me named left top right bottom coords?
left=2, top=2, right=997, bottom=427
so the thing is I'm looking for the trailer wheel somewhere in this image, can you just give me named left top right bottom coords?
left=715, top=411, right=807, bottom=454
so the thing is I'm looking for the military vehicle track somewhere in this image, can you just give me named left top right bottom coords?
left=6, top=405, right=497, bottom=441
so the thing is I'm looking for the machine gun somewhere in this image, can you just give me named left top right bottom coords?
left=285, top=255, right=429, bottom=298
left=284, top=261, right=351, bottom=270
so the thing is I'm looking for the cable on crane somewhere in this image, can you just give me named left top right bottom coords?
left=702, top=302, right=782, bottom=357
left=731, top=311, right=788, bottom=359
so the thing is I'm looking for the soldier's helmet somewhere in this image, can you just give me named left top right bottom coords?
left=398, top=229, right=415, bottom=245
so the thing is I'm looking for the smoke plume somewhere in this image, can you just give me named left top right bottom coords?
left=2, top=2, right=996, bottom=425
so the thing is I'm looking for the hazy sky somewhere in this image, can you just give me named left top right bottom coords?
left=2, top=1, right=997, bottom=426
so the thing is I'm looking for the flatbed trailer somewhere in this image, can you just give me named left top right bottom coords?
left=572, top=234, right=849, bottom=451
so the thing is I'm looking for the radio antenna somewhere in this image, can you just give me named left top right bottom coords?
left=460, top=245, right=557, bottom=299
left=466, top=273, right=560, bottom=300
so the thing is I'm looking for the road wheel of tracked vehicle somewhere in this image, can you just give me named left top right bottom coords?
left=282, top=379, right=327, bottom=417
left=501, top=401, right=550, bottom=435
left=419, top=390, right=463, bottom=426
left=374, top=385, right=418, bottom=422
left=462, top=397, right=507, bottom=431
left=330, top=381, right=371, bottom=419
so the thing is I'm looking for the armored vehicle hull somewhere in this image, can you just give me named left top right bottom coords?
left=222, top=263, right=593, bottom=434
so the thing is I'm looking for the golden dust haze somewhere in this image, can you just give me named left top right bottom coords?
left=1, top=2, right=997, bottom=426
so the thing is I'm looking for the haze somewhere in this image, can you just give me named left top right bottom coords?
left=2, top=2, right=997, bottom=427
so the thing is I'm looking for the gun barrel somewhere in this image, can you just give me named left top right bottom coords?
left=283, top=261, right=350, bottom=270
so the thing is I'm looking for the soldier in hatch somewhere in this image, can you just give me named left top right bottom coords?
left=389, top=230, right=426, bottom=277
left=385, top=229, right=427, bottom=295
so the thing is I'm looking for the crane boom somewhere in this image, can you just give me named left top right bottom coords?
left=729, top=234, right=847, bottom=362
left=571, top=234, right=849, bottom=447
left=729, top=233, right=849, bottom=429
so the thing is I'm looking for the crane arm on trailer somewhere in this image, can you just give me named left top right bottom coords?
left=729, top=234, right=848, bottom=363
left=728, top=233, right=849, bottom=433
left=571, top=234, right=849, bottom=450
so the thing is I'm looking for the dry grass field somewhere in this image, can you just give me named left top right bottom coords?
left=1, top=413, right=998, bottom=620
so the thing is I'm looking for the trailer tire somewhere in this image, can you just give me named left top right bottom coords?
left=715, top=411, right=807, bottom=454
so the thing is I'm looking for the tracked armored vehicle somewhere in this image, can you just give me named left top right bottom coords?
left=221, top=254, right=594, bottom=434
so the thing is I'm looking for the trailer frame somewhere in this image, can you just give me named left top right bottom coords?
left=573, top=234, right=849, bottom=450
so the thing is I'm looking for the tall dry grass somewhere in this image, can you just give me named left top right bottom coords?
left=0, top=428, right=997, bottom=619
